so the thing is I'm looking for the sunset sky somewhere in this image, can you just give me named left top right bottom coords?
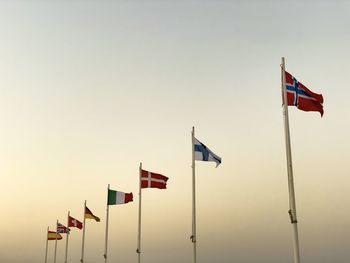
left=1, top=1, right=350, bottom=263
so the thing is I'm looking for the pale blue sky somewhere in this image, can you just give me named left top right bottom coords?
left=0, top=1, right=349, bottom=263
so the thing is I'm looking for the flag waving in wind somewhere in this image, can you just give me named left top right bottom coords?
left=68, top=216, right=83, bottom=229
left=85, top=206, right=100, bottom=222
left=194, top=137, right=222, bottom=167
left=141, top=169, right=168, bottom=189
left=57, top=222, right=69, bottom=233
left=108, top=189, right=133, bottom=205
left=48, top=231, right=62, bottom=240
left=285, top=71, right=324, bottom=116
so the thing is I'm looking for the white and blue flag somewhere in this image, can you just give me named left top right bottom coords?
left=194, top=138, right=222, bottom=167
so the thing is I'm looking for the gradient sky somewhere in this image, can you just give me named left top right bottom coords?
left=1, top=1, right=350, bottom=263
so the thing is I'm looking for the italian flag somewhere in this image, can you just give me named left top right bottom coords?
left=108, top=189, right=133, bottom=205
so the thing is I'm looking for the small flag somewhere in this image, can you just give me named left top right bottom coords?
left=48, top=231, right=62, bottom=240
left=141, top=169, right=168, bottom=189
left=85, top=206, right=100, bottom=222
left=108, top=189, right=133, bottom=205
left=194, top=137, right=222, bottom=167
left=68, top=216, right=83, bottom=229
left=57, top=223, right=69, bottom=233
left=285, top=71, right=324, bottom=116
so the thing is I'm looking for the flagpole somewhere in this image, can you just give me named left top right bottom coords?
left=191, top=126, right=197, bottom=263
left=54, top=220, right=58, bottom=263
left=104, top=185, right=110, bottom=263
left=53, top=237, right=58, bottom=263
left=44, top=226, right=49, bottom=263
left=137, top=162, right=142, bottom=263
left=281, top=57, right=301, bottom=263
left=81, top=200, right=87, bottom=263
left=64, top=211, right=70, bottom=263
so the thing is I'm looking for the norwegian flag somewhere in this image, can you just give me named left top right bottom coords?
left=57, top=222, right=69, bottom=233
left=68, top=216, right=83, bottom=229
left=285, top=71, right=324, bottom=116
left=141, top=169, right=168, bottom=189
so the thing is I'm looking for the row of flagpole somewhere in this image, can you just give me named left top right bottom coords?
left=44, top=134, right=217, bottom=263
left=44, top=57, right=324, bottom=263
left=45, top=169, right=168, bottom=263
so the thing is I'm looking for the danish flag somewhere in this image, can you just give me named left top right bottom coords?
left=141, top=169, right=168, bottom=189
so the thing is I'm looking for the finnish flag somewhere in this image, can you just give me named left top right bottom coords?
left=194, top=138, right=222, bottom=167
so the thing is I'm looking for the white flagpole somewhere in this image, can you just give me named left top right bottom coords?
left=53, top=220, right=58, bottom=263
left=44, top=226, right=49, bottom=263
left=281, top=57, right=301, bottom=263
left=104, top=185, right=110, bottom=263
left=81, top=200, right=87, bottom=263
left=64, top=211, right=70, bottom=263
left=191, top=126, right=197, bottom=263
left=137, top=162, right=142, bottom=263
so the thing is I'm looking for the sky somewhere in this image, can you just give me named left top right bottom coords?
left=0, top=1, right=350, bottom=262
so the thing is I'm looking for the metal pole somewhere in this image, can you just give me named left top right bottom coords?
left=104, top=185, right=110, bottom=263
left=191, top=127, right=197, bottom=263
left=64, top=211, right=70, bottom=263
left=137, top=162, right=142, bottom=263
left=81, top=200, right=87, bottom=263
left=53, top=220, right=58, bottom=263
left=281, top=57, right=301, bottom=263
left=44, top=227, right=49, bottom=263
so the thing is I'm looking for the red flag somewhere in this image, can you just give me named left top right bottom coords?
left=68, top=216, right=83, bottom=229
left=141, top=169, right=168, bottom=189
left=285, top=71, right=324, bottom=116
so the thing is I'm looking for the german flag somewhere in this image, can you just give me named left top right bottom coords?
left=85, top=206, right=100, bottom=222
left=48, top=231, right=62, bottom=240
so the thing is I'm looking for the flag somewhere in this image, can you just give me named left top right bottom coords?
left=85, top=206, right=100, bottom=222
left=57, top=222, right=69, bottom=233
left=194, top=137, right=222, bottom=167
left=108, top=189, right=133, bottom=205
left=285, top=71, right=324, bottom=116
left=48, top=231, right=62, bottom=240
left=68, top=216, right=83, bottom=229
left=141, top=169, right=168, bottom=189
